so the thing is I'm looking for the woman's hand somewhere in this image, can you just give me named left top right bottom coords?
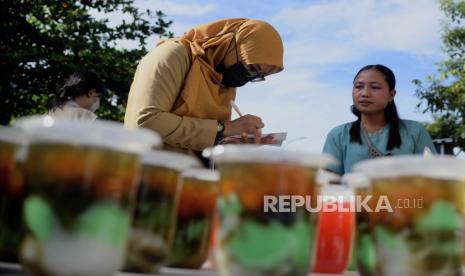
left=223, top=115, right=264, bottom=144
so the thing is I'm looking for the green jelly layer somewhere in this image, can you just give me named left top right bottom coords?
left=74, top=201, right=130, bottom=246
left=228, top=218, right=313, bottom=271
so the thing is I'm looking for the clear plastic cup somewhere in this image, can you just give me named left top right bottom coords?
left=342, top=172, right=374, bottom=276
left=209, top=145, right=334, bottom=276
left=0, top=126, right=27, bottom=263
left=15, top=116, right=161, bottom=276
left=354, top=156, right=465, bottom=276
left=168, top=168, right=220, bottom=269
left=124, top=150, right=200, bottom=273
left=312, top=183, right=355, bottom=274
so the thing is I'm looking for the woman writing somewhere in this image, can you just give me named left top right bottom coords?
left=124, top=18, right=284, bottom=158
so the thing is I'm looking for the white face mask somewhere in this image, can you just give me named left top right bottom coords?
left=90, top=98, right=100, bottom=113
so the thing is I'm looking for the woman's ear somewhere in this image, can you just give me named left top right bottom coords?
left=87, top=89, right=98, bottom=98
left=389, top=89, right=396, bottom=101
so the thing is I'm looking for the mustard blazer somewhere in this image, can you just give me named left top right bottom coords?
left=124, top=41, right=218, bottom=154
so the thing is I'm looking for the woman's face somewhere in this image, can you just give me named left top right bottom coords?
left=352, top=69, right=395, bottom=115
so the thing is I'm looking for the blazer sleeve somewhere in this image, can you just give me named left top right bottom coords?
left=124, top=41, right=217, bottom=151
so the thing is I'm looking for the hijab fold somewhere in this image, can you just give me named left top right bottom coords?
left=158, top=18, right=283, bottom=121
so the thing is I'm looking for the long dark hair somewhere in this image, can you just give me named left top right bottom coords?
left=51, top=71, right=106, bottom=110
left=349, top=64, right=401, bottom=151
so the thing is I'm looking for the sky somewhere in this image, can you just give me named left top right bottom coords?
left=114, top=0, right=447, bottom=152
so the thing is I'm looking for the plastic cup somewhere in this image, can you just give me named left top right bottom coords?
left=312, top=183, right=355, bottom=274
left=168, top=168, right=220, bottom=268
left=124, top=150, right=200, bottom=273
left=209, top=145, right=333, bottom=276
left=343, top=172, right=375, bottom=276
left=354, top=156, right=465, bottom=276
left=0, top=126, right=27, bottom=263
left=15, top=116, right=161, bottom=276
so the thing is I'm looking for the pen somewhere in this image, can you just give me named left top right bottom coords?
left=230, top=100, right=243, bottom=117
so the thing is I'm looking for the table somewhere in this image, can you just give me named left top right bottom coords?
left=0, top=262, right=359, bottom=275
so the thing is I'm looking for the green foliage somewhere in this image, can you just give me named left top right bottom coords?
left=0, top=0, right=173, bottom=124
left=414, top=0, right=465, bottom=153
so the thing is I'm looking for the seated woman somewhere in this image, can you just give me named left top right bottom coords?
left=322, top=64, right=436, bottom=175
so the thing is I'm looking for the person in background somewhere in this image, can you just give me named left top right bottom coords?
left=48, top=70, right=106, bottom=121
left=323, top=64, right=436, bottom=175
left=124, top=18, right=284, bottom=161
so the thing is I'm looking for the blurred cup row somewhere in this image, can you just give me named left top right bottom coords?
left=0, top=116, right=338, bottom=276
left=2, top=116, right=465, bottom=276
left=312, top=156, right=465, bottom=276
left=209, top=149, right=465, bottom=276
left=0, top=116, right=218, bottom=275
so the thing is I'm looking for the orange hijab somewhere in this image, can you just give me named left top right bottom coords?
left=158, top=18, right=284, bottom=121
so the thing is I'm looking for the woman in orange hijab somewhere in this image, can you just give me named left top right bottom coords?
left=124, top=18, right=284, bottom=156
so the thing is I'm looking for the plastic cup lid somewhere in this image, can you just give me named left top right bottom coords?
left=141, top=150, right=201, bottom=171
left=353, top=155, right=465, bottom=181
left=0, top=126, right=27, bottom=145
left=182, top=168, right=220, bottom=182
left=15, top=115, right=161, bottom=154
left=204, top=145, right=335, bottom=168
left=341, top=172, right=370, bottom=188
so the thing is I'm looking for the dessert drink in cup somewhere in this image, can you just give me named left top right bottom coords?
left=210, top=145, right=333, bottom=276
left=312, top=182, right=355, bottom=274
left=168, top=168, right=219, bottom=268
left=124, top=150, right=200, bottom=273
left=0, top=126, right=27, bottom=263
left=16, top=116, right=161, bottom=276
left=342, top=172, right=375, bottom=276
left=354, top=156, right=465, bottom=276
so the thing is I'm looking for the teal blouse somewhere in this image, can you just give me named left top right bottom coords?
left=322, top=120, right=437, bottom=174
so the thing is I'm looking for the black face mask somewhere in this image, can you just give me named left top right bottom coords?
left=217, top=61, right=254, bottom=88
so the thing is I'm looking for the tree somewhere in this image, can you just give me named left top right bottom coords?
left=414, top=0, right=465, bottom=154
left=0, top=0, right=173, bottom=124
